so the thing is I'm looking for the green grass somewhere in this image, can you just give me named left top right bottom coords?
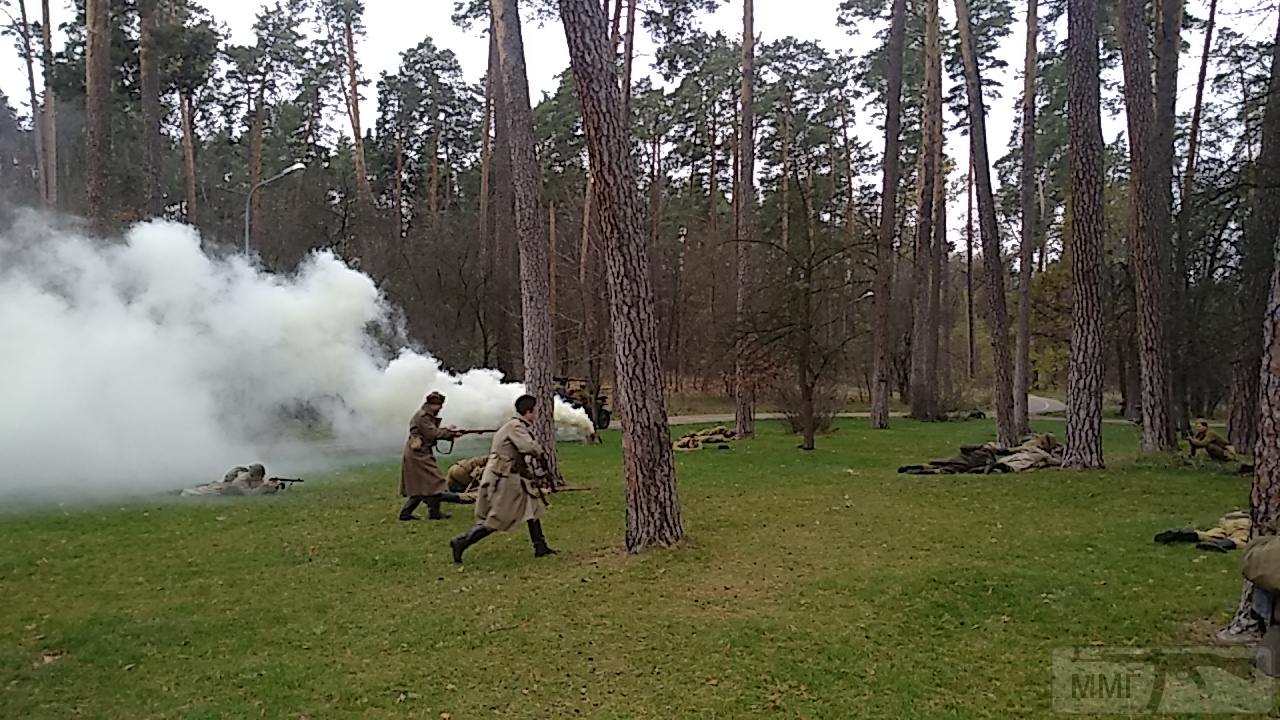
left=0, top=419, right=1262, bottom=718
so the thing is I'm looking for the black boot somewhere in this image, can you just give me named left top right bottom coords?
left=425, top=495, right=451, bottom=520
left=527, top=519, right=558, bottom=557
left=438, top=491, right=476, bottom=506
left=450, top=525, right=493, bottom=564
left=399, top=496, right=423, bottom=521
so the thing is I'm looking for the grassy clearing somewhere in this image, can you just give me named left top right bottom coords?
left=0, top=419, right=1261, bottom=718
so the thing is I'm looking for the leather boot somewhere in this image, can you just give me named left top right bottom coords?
left=527, top=519, right=558, bottom=557
left=425, top=495, right=450, bottom=520
left=399, top=496, right=423, bottom=521
left=450, top=525, right=493, bottom=564
left=438, top=491, right=475, bottom=506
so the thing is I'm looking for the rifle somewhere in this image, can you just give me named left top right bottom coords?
left=268, top=477, right=304, bottom=490
left=436, top=429, right=500, bottom=455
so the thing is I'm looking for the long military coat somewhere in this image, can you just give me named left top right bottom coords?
left=475, top=416, right=546, bottom=531
left=400, top=404, right=451, bottom=497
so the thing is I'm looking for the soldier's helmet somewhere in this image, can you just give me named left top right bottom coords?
left=426, top=391, right=446, bottom=405
left=247, top=464, right=266, bottom=481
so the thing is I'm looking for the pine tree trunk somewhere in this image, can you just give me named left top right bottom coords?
left=85, top=0, right=111, bottom=225
left=491, top=15, right=519, bottom=379
left=344, top=16, right=374, bottom=207
left=929, top=131, right=945, bottom=409
left=248, top=84, right=266, bottom=248
left=139, top=0, right=163, bottom=217
left=494, top=0, right=559, bottom=478
left=734, top=0, right=756, bottom=438
left=1063, top=0, right=1106, bottom=468
left=1229, top=11, right=1280, bottom=453
left=909, top=0, right=941, bottom=420
left=1155, top=0, right=1186, bottom=432
left=560, top=0, right=683, bottom=553
left=41, top=0, right=57, bottom=207
left=965, top=153, right=977, bottom=379
left=872, top=0, right=907, bottom=429
left=179, top=90, right=197, bottom=223
left=621, top=0, right=637, bottom=118
left=1014, top=0, right=1039, bottom=435
left=955, top=0, right=1017, bottom=447
left=17, top=0, right=44, bottom=204
left=480, top=31, right=496, bottom=367
left=1119, top=0, right=1175, bottom=452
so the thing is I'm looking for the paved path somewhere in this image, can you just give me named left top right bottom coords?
left=668, top=394, right=1066, bottom=427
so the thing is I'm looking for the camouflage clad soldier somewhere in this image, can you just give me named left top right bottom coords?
left=449, top=394, right=557, bottom=563
left=446, top=455, right=489, bottom=500
left=399, top=391, right=474, bottom=521
left=181, top=463, right=283, bottom=497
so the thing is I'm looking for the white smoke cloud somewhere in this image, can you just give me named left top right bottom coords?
left=0, top=215, right=593, bottom=503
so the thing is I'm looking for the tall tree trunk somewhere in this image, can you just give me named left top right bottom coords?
left=621, top=0, right=638, bottom=118
left=560, top=0, right=683, bottom=552
left=480, top=31, right=496, bottom=367
left=1014, top=0, right=1039, bottom=435
left=579, top=174, right=603, bottom=420
left=955, top=0, right=1017, bottom=447
left=1119, top=0, right=1175, bottom=452
left=248, top=84, right=266, bottom=250
left=1155, top=0, right=1185, bottom=432
left=909, top=0, right=941, bottom=420
left=139, top=0, right=163, bottom=217
left=938, top=201, right=953, bottom=403
left=550, top=201, right=559, bottom=369
left=84, top=0, right=111, bottom=225
left=494, top=0, right=559, bottom=478
left=1230, top=11, right=1280, bottom=453
left=1063, top=0, right=1106, bottom=468
left=965, top=152, right=977, bottom=379
left=17, top=0, right=44, bottom=204
left=344, top=16, right=374, bottom=206
left=179, top=90, right=197, bottom=222
left=429, top=136, right=441, bottom=221
left=41, top=0, right=56, bottom=207
left=734, top=0, right=756, bottom=438
left=871, top=0, right=907, bottom=429
left=491, top=21, right=519, bottom=379
left=929, top=135, right=946, bottom=409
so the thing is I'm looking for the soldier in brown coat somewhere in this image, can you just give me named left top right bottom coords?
left=399, top=391, right=472, bottom=521
left=449, top=394, right=557, bottom=563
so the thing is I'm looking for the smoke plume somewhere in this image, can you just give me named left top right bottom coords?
left=0, top=215, right=593, bottom=504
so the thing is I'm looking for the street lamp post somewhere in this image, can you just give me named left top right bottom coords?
left=243, top=161, right=306, bottom=255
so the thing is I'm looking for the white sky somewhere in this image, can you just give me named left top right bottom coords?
left=2, top=0, right=1274, bottom=253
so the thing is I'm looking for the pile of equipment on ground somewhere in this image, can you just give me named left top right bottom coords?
left=673, top=425, right=737, bottom=452
left=179, top=464, right=302, bottom=496
left=896, top=432, right=1062, bottom=475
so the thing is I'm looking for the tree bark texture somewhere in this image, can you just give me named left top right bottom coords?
left=871, top=0, right=907, bottom=430
left=85, top=0, right=111, bottom=225
left=179, top=91, right=197, bottom=222
left=41, top=0, right=57, bottom=207
left=1119, top=0, right=1175, bottom=452
left=955, top=0, right=1017, bottom=447
left=560, top=0, right=683, bottom=553
left=139, top=0, right=164, bottom=217
left=1063, top=0, right=1106, bottom=468
left=909, top=0, right=942, bottom=420
left=494, top=0, right=560, bottom=479
left=734, top=0, right=756, bottom=438
left=1014, top=0, right=1039, bottom=435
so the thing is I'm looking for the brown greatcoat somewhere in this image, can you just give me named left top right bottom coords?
left=475, top=416, right=546, bottom=531
left=447, top=455, right=489, bottom=493
left=400, top=403, right=452, bottom=497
